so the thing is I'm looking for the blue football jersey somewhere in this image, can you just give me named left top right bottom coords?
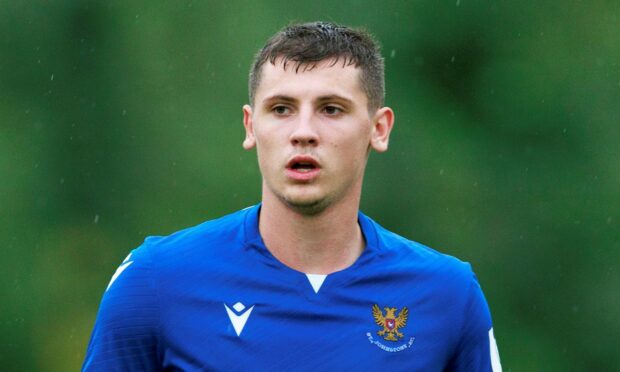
left=83, top=205, right=501, bottom=371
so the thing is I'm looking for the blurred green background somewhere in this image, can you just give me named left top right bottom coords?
left=1, top=1, right=619, bottom=370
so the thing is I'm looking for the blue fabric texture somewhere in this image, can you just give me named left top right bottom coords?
left=83, top=205, right=497, bottom=371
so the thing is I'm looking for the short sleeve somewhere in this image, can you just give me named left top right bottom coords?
left=447, top=272, right=502, bottom=372
left=82, top=242, right=161, bottom=371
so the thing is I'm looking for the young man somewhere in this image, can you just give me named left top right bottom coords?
left=83, top=22, right=501, bottom=371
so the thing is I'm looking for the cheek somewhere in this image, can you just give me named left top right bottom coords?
left=255, top=135, right=280, bottom=171
left=339, top=132, right=372, bottom=154
left=255, top=126, right=282, bottom=149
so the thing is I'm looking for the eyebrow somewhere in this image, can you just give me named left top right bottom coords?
left=315, top=95, right=354, bottom=106
left=261, top=95, right=297, bottom=106
left=261, top=94, right=354, bottom=106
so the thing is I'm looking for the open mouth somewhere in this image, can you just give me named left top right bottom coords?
left=290, top=162, right=317, bottom=172
left=286, top=156, right=320, bottom=177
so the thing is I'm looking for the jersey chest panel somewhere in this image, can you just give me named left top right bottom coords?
left=159, top=268, right=454, bottom=371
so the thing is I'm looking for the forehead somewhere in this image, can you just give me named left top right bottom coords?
left=255, top=58, right=367, bottom=105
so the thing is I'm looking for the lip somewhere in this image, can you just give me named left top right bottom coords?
left=285, top=155, right=321, bottom=181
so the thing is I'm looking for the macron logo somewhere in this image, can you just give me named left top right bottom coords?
left=224, top=302, right=255, bottom=336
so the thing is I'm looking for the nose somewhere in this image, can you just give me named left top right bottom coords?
left=289, top=110, right=319, bottom=147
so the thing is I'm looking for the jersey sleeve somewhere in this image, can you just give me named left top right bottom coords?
left=82, top=241, right=161, bottom=371
left=447, top=270, right=502, bottom=372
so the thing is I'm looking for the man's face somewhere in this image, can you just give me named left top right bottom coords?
left=243, top=58, right=393, bottom=214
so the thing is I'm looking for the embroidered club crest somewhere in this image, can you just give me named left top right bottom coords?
left=372, top=304, right=409, bottom=341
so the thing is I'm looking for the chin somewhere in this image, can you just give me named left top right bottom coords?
left=281, top=194, right=330, bottom=216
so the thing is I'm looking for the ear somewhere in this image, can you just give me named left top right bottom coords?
left=369, top=107, right=394, bottom=152
left=242, top=104, right=256, bottom=150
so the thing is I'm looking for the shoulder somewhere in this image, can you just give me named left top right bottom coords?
left=135, top=205, right=255, bottom=264
left=362, top=213, right=482, bottom=316
left=83, top=206, right=258, bottom=370
left=367, top=215, right=474, bottom=284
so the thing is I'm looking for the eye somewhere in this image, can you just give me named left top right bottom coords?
left=272, top=105, right=292, bottom=116
left=322, top=105, right=343, bottom=116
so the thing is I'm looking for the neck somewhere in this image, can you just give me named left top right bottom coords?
left=259, top=190, right=365, bottom=275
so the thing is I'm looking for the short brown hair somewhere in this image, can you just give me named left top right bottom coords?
left=249, top=21, right=385, bottom=110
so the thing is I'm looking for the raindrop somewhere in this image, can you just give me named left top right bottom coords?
left=94, top=215, right=100, bottom=224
